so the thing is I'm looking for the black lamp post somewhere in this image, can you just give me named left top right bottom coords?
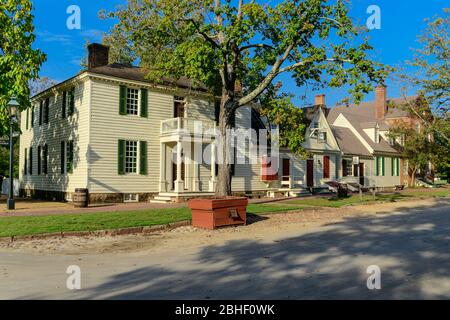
left=6, top=97, right=19, bottom=210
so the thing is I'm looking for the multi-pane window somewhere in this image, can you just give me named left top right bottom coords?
left=126, top=88, right=139, bottom=115
left=61, top=140, right=74, bottom=174
left=125, top=140, right=138, bottom=173
left=344, top=159, right=353, bottom=177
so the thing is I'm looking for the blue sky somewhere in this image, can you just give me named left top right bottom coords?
left=31, top=0, right=446, bottom=106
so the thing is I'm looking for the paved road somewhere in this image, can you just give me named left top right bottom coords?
left=1, top=198, right=450, bottom=299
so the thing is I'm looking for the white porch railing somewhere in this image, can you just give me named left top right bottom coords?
left=161, top=118, right=216, bottom=136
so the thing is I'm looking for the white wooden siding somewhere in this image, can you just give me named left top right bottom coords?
left=19, top=78, right=90, bottom=195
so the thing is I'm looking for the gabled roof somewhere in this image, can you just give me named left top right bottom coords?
left=337, top=113, right=399, bottom=154
left=88, top=63, right=209, bottom=92
left=327, top=96, right=417, bottom=124
left=330, top=126, right=371, bottom=156
left=31, top=63, right=209, bottom=100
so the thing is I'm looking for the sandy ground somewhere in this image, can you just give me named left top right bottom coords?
left=1, top=197, right=449, bottom=299
left=0, top=197, right=444, bottom=255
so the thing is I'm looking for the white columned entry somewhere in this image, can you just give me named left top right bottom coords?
left=192, top=141, right=200, bottom=192
left=159, top=143, right=167, bottom=192
left=174, top=140, right=184, bottom=193
left=209, top=140, right=216, bottom=192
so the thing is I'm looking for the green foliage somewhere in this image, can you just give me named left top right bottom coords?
left=103, top=0, right=387, bottom=103
left=0, top=138, right=19, bottom=178
left=0, top=0, right=46, bottom=135
left=102, top=0, right=388, bottom=195
left=393, top=9, right=449, bottom=180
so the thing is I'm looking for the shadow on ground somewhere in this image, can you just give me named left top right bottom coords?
left=24, top=198, right=450, bottom=299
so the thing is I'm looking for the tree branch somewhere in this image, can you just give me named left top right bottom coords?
left=184, top=18, right=220, bottom=49
left=238, top=44, right=294, bottom=107
left=239, top=43, right=275, bottom=52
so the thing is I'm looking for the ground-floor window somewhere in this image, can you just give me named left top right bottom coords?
left=342, top=159, right=353, bottom=177
left=125, top=140, right=138, bottom=173
left=61, top=140, right=74, bottom=174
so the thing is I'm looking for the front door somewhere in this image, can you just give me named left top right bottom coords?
left=282, top=159, right=290, bottom=181
left=174, top=98, right=185, bottom=118
left=323, top=155, right=330, bottom=179
left=359, top=163, right=365, bottom=185
left=306, top=159, right=314, bottom=187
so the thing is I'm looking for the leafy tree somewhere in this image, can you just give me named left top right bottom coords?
left=392, top=9, right=449, bottom=181
left=0, top=138, right=19, bottom=179
left=103, top=0, right=387, bottom=196
left=29, top=77, right=56, bottom=97
left=388, top=125, right=440, bottom=187
left=398, top=8, right=449, bottom=143
left=0, top=0, right=46, bottom=136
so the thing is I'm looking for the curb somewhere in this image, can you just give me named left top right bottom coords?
left=1, top=220, right=192, bottom=243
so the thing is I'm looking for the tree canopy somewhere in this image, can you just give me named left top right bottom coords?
left=103, top=0, right=388, bottom=195
left=0, top=0, right=46, bottom=136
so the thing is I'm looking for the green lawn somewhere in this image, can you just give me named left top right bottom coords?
left=0, top=207, right=192, bottom=238
left=247, top=203, right=308, bottom=214
left=286, top=188, right=450, bottom=208
left=1, top=188, right=448, bottom=238
left=0, top=203, right=305, bottom=238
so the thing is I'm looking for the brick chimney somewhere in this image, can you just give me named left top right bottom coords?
left=87, top=43, right=109, bottom=69
left=315, top=94, right=325, bottom=106
left=375, top=85, right=387, bottom=120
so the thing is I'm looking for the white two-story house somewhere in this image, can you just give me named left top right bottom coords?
left=20, top=43, right=410, bottom=204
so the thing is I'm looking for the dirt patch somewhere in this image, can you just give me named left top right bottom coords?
left=0, top=197, right=446, bottom=255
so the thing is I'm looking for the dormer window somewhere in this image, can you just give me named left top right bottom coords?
left=374, top=125, right=380, bottom=143
left=318, top=131, right=327, bottom=142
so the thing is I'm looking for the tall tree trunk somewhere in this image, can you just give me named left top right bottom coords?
left=410, top=167, right=417, bottom=187
left=216, top=89, right=236, bottom=197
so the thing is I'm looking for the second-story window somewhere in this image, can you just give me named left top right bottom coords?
left=174, top=96, right=186, bottom=118
left=374, top=126, right=380, bottom=143
left=62, top=88, right=75, bottom=119
left=126, top=88, right=139, bottom=115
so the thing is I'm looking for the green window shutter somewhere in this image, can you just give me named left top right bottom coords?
left=396, top=158, right=400, bottom=177
left=29, top=147, right=33, bottom=175
left=118, top=139, right=125, bottom=175
left=391, top=157, right=394, bottom=176
left=31, top=107, right=34, bottom=128
left=61, top=141, right=65, bottom=174
left=26, top=109, right=29, bottom=130
left=69, top=89, right=75, bottom=116
left=44, top=98, right=49, bottom=124
left=139, top=141, right=148, bottom=175
left=67, top=140, right=74, bottom=173
left=381, top=156, right=385, bottom=176
left=43, top=144, right=48, bottom=175
left=140, top=88, right=148, bottom=118
left=39, top=101, right=43, bottom=125
left=24, top=148, right=27, bottom=176
left=37, top=146, right=41, bottom=175
left=375, top=157, right=379, bottom=176
left=119, top=86, right=127, bottom=115
left=62, top=91, right=66, bottom=119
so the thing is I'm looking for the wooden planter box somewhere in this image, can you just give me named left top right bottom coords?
left=188, top=197, right=248, bottom=230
